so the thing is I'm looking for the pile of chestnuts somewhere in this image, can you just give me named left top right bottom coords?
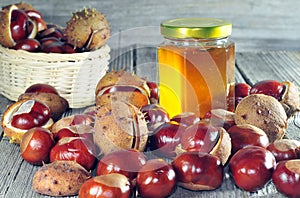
left=1, top=70, right=300, bottom=197
left=0, top=2, right=110, bottom=53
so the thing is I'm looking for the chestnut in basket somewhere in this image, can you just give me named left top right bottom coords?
left=229, top=146, right=276, bottom=192
left=65, top=7, right=110, bottom=50
left=13, top=38, right=41, bottom=52
left=172, top=151, right=223, bottom=191
left=25, top=9, right=47, bottom=32
left=1, top=99, right=53, bottom=144
left=79, top=173, right=132, bottom=198
left=19, top=83, right=69, bottom=121
left=136, top=159, right=177, bottom=198
left=50, top=136, right=96, bottom=171
left=0, top=5, right=38, bottom=48
left=20, top=127, right=55, bottom=165
left=272, top=159, right=300, bottom=198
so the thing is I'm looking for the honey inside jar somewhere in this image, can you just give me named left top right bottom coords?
left=158, top=18, right=235, bottom=118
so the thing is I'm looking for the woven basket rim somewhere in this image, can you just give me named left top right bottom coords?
left=0, top=44, right=110, bottom=62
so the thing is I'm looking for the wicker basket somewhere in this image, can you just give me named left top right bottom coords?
left=0, top=44, right=110, bottom=108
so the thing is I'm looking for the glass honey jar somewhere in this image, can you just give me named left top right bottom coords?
left=157, top=18, right=235, bottom=118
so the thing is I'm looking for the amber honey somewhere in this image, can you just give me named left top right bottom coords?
left=158, top=18, right=235, bottom=118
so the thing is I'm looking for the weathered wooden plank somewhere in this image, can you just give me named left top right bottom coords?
left=236, top=51, right=300, bottom=86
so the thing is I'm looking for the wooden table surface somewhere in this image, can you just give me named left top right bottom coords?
left=0, top=46, right=300, bottom=198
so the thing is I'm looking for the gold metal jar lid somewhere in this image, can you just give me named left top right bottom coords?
left=160, top=18, right=232, bottom=39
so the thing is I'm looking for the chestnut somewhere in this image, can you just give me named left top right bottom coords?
left=229, top=146, right=276, bottom=192
left=50, top=137, right=96, bottom=171
left=136, top=159, right=176, bottom=198
left=148, top=121, right=184, bottom=158
left=172, top=151, right=223, bottom=191
left=177, top=121, right=231, bottom=165
left=180, top=122, right=220, bottom=153
left=250, top=80, right=285, bottom=101
left=10, top=99, right=51, bottom=130
left=234, top=82, right=251, bottom=107
left=51, top=114, right=94, bottom=134
left=228, top=124, right=269, bottom=154
left=54, top=125, right=94, bottom=142
left=170, top=112, right=200, bottom=127
left=20, top=83, right=69, bottom=121
left=13, top=38, right=40, bottom=52
left=205, top=108, right=235, bottom=130
left=1, top=99, right=53, bottom=144
left=38, top=26, right=64, bottom=40
left=140, top=104, right=170, bottom=131
left=267, top=139, right=300, bottom=162
left=96, top=149, right=147, bottom=182
left=25, top=10, right=47, bottom=32
left=10, top=9, right=29, bottom=42
left=25, top=83, right=59, bottom=95
left=272, top=159, right=300, bottom=197
left=79, top=173, right=132, bottom=198
left=146, top=81, right=159, bottom=103
left=20, top=127, right=55, bottom=165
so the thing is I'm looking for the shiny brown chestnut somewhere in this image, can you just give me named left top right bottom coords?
left=228, top=124, right=269, bottom=154
left=171, top=112, right=200, bottom=127
left=96, top=149, right=147, bottom=182
left=146, top=81, right=159, bottom=103
left=20, top=127, right=55, bottom=165
left=25, top=83, right=59, bottom=95
left=50, top=137, right=96, bottom=171
left=54, top=125, right=94, bottom=142
left=272, top=159, right=300, bottom=198
left=229, top=146, right=276, bottom=192
left=136, top=159, right=176, bottom=198
left=180, top=122, right=220, bottom=153
left=205, top=108, right=235, bottom=130
left=51, top=114, right=94, bottom=134
left=234, top=82, right=251, bottom=107
left=267, top=139, right=300, bottom=162
left=13, top=38, right=40, bottom=52
left=148, top=121, right=184, bottom=158
left=10, top=9, right=29, bottom=42
left=19, top=83, right=69, bottom=121
left=79, top=173, right=132, bottom=198
left=25, top=10, right=47, bottom=32
left=10, top=99, right=51, bottom=130
left=140, top=104, right=170, bottom=131
left=250, top=80, right=284, bottom=101
left=172, top=151, right=223, bottom=191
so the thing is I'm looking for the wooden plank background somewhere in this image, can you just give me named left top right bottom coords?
left=1, top=0, right=300, bottom=52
